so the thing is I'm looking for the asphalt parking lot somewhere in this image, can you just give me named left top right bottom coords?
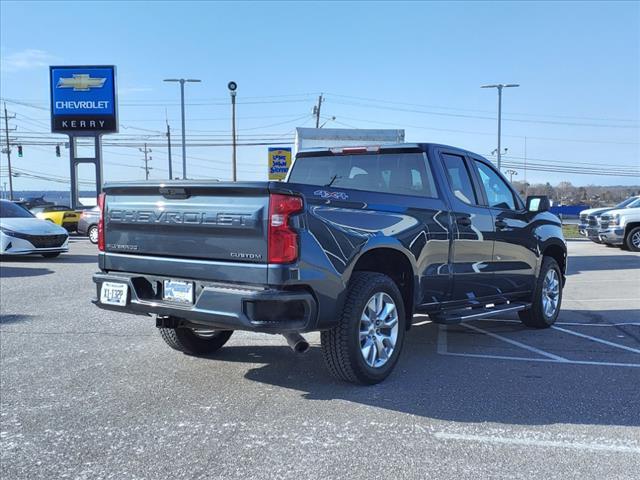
left=1, top=239, right=639, bottom=479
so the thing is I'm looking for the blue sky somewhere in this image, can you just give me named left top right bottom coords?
left=1, top=0, right=638, bottom=190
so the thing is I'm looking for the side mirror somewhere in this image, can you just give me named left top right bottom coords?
left=526, top=195, right=550, bottom=213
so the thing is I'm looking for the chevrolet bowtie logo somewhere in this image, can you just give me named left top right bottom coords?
left=57, top=74, right=106, bottom=91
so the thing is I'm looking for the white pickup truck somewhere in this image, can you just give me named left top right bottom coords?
left=598, top=207, right=640, bottom=251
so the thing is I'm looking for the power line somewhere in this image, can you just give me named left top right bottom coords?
left=328, top=98, right=639, bottom=129
left=324, top=92, right=638, bottom=123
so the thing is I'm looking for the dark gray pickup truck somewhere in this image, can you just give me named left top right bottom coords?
left=93, top=143, right=566, bottom=384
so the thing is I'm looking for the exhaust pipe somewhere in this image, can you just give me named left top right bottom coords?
left=283, top=333, right=310, bottom=354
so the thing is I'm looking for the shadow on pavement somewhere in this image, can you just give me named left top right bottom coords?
left=200, top=317, right=640, bottom=428
left=0, top=314, right=36, bottom=325
left=0, top=265, right=53, bottom=277
left=0, top=254, right=97, bottom=265
left=53, top=254, right=98, bottom=264
left=568, top=254, right=640, bottom=275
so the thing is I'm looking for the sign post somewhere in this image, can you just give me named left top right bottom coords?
left=50, top=65, right=118, bottom=209
left=268, top=147, right=292, bottom=181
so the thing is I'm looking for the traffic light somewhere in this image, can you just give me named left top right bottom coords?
left=55, top=145, right=61, bottom=157
left=17, top=145, right=23, bottom=157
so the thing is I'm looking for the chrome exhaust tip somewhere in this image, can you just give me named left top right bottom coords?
left=283, top=333, right=310, bottom=354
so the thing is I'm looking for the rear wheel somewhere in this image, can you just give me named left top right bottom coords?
left=159, top=323, right=233, bottom=355
left=88, top=225, right=99, bottom=244
left=519, top=257, right=562, bottom=328
left=321, top=272, right=406, bottom=385
left=625, top=226, right=640, bottom=252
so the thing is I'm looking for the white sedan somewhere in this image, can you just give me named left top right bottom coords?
left=0, top=200, right=69, bottom=258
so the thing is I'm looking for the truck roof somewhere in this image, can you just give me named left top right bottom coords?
left=297, top=142, right=481, bottom=157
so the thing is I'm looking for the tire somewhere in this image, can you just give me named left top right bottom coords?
left=625, top=226, right=640, bottom=252
left=88, top=225, right=99, bottom=244
left=321, top=272, right=406, bottom=385
left=42, top=253, right=60, bottom=258
left=159, top=324, right=233, bottom=355
left=518, top=257, right=563, bottom=328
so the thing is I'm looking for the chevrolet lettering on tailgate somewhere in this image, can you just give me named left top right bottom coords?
left=108, top=209, right=258, bottom=227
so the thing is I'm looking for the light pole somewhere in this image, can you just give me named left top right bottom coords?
left=481, top=83, right=519, bottom=171
left=505, top=169, right=518, bottom=183
left=228, top=81, right=237, bottom=181
left=164, top=78, right=201, bottom=179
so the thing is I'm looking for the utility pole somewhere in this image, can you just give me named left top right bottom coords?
left=164, top=78, right=201, bottom=179
left=314, top=94, right=323, bottom=128
left=524, top=136, right=528, bottom=197
left=139, top=143, right=152, bottom=180
left=166, top=121, right=173, bottom=180
left=1, top=103, right=16, bottom=200
left=228, top=81, right=238, bottom=181
left=481, top=84, right=519, bottom=171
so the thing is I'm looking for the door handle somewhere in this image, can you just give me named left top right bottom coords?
left=456, top=217, right=472, bottom=227
left=495, top=220, right=508, bottom=229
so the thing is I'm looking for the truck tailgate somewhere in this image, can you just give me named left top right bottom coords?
left=102, top=183, right=270, bottom=279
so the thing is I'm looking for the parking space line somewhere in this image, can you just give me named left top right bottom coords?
left=562, top=299, right=640, bottom=303
left=555, top=322, right=640, bottom=327
left=551, top=325, right=640, bottom=354
left=461, top=323, right=569, bottom=362
left=437, top=325, right=448, bottom=354
left=433, top=432, right=640, bottom=454
left=475, top=318, right=640, bottom=327
left=440, top=350, right=640, bottom=368
left=437, top=323, right=640, bottom=367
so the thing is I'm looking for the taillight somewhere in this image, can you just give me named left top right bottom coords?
left=63, top=212, right=76, bottom=219
left=97, top=193, right=106, bottom=252
left=268, top=193, right=303, bottom=263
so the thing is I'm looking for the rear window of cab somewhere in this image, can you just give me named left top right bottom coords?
left=288, top=152, right=438, bottom=198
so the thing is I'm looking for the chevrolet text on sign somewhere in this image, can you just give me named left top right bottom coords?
left=50, top=65, right=118, bottom=133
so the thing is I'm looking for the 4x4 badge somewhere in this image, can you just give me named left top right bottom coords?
left=313, top=190, right=349, bottom=200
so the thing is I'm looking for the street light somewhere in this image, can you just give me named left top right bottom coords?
left=228, top=81, right=237, bottom=182
left=481, top=83, right=519, bottom=171
left=164, top=78, right=201, bottom=179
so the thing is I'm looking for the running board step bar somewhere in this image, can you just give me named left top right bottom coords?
left=429, top=302, right=531, bottom=325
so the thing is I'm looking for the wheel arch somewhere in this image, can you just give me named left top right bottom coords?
left=541, top=241, right=567, bottom=283
left=345, top=244, right=418, bottom=329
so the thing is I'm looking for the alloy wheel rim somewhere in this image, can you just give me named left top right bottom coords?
left=359, top=292, right=399, bottom=368
left=632, top=231, right=640, bottom=249
left=541, top=269, right=560, bottom=318
left=89, top=227, right=98, bottom=243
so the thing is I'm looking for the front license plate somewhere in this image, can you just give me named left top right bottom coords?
left=163, top=280, right=194, bottom=304
left=100, top=282, right=128, bottom=306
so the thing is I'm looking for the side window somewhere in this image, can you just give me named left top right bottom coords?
left=441, top=153, right=478, bottom=205
left=474, top=160, right=516, bottom=210
left=382, top=154, right=438, bottom=198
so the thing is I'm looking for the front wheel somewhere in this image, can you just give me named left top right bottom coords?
left=159, top=324, right=233, bottom=355
left=321, top=272, right=406, bottom=385
left=625, top=226, right=640, bottom=252
left=519, top=257, right=563, bottom=328
left=88, top=225, right=99, bottom=244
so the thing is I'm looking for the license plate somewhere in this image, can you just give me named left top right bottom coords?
left=100, top=282, right=128, bottom=306
left=163, top=280, right=194, bottom=304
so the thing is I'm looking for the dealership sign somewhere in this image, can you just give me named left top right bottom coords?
left=50, top=65, right=118, bottom=133
left=268, top=147, right=292, bottom=180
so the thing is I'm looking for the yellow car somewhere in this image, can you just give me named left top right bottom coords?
left=32, top=205, right=81, bottom=232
